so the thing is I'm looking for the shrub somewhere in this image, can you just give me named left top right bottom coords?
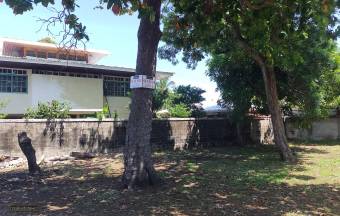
left=0, top=100, right=7, bottom=119
left=24, top=100, right=70, bottom=119
left=169, top=104, right=191, bottom=118
left=156, top=109, right=171, bottom=118
left=95, top=104, right=113, bottom=121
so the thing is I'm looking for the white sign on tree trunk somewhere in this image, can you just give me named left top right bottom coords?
left=130, top=75, right=155, bottom=89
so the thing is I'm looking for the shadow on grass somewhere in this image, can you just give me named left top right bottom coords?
left=290, top=139, right=340, bottom=146
left=0, top=145, right=339, bottom=216
left=292, top=146, right=330, bottom=154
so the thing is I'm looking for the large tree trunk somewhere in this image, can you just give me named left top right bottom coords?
left=260, top=64, right=296, bottom=162
left=122, top=0, right=162, bottom=189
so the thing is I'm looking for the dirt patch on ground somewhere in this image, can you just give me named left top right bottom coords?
left=0, top=144, right=339, bottom=216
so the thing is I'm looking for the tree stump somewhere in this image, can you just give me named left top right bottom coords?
left=18, top=132, right=41, bottom=174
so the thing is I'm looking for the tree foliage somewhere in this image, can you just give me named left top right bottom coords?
left=160, top=1, right=339, bottom=68
left=173, top=85, right=205, bottom=108
left=152, top=79, right=171, bottom=113
left=160, top=0, right=339, bottom=115
left=168, top=104, right=191, bottom=118
left=319, top=51, right=340, bottom=109
left=173, top=85, right=205, bottom=117
left=152, top=83, right=205, bottom=118
left=159, top=0, right=339, bottom=162
left=208, top=44, right=340, bottom=123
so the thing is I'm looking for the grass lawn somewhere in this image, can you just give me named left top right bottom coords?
left=0, top=141, right=339, bottom=216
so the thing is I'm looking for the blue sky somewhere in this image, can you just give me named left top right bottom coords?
left=0, top=1, right=219, bottom=107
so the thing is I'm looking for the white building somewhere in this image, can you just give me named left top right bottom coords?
left=0, top=38, right=173, bottom=119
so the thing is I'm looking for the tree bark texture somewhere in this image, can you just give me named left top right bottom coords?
left=122, top=0, right=162, bottom=188
left=231, top=24, right=296, bottom=162
left=17, top=132, right=41, bottom=174
left=259, top=64, right=296, bottom=162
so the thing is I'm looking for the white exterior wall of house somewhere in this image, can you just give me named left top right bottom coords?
left=31, top=74, right=103, bottom=113
left=0, top=70, right=171, bottom=118
left=0, top=70, right=105, bottom=115
left=105, top=96, right=131, bottom=119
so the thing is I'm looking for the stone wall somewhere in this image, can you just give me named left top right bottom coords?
left=249, top=117, right=274, bottom=144
left=250, top=116, right=340, bottom=143
left=0, top=118, right=237, bottom=160
left=285, top=117, right=340, bottom=140
left=2, top=117, right=338, bottom=161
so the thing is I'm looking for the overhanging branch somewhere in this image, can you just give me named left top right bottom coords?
left=36, top=6, right=87, bottom=52
left=230, top=22, right=267, bottom=69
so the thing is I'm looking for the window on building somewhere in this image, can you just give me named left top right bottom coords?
left=76, top=55, right=87, bottom=62
left=37, top=51, right=47, bottom=58
left=26, top=50, right=36, bottom=57
left=104, top=76, right=130, bottom=97
left=31, top=69, right=101, bottom=79
left=47, top=52, right=57, bottom=59
left=0, top=68, right=27, bottom=93
left=59, top=54, right=68, bottom=60
left=68, top=55, right=77, bottom=61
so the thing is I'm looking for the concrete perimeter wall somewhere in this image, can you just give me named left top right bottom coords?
left=0, top=118, right=237, bottom=160
left=250, top=117, right=340, bottom=143
left=1, top=117, right=338, bottom=161
left=285, top=117, right=340, bottom=140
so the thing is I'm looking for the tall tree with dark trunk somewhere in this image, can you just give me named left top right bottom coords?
left=159, top=0, right=339, bottom=162
left=122, top=0, right=162, bottom=188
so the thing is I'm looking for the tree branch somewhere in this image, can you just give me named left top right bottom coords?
left=240, top=0, right=274, bottom=10
left=230, top=22, right=267, bottom=69
left=36, top=6, right=87, bottom=53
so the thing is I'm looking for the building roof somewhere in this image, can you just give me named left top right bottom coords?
left=0, top=37, right=110, bottom=54
left=0, top=55, right=174, bottom=79
left=0, top=37, right=110, bottom=64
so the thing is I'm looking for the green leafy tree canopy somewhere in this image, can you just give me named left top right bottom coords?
left=159, top=0, right=339, bottom=162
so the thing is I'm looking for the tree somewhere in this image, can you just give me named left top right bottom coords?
left=152, top=79, right=171, bottom=114
left=318, top=51, right=340, bottom=110
left=160, top=0, right=339, bottom=162
left=208, top=42, right=339, bottom=123
left=123, top=0, right=162, bottom=188
left=152, top=83, right=205, bottom=117
left=173, top=85, right=205, bottom=117
left=208, top=54, right=267, bottom=121
left=5, top=0, right=163, bottom=188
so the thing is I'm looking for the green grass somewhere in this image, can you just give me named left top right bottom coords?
left=153, top=142, right=340, bottom=215
left=158, top=146, right=293, bottom=188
